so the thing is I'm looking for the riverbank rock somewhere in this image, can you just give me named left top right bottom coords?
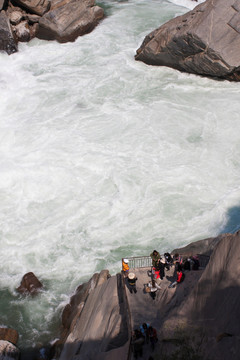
left=0, top=11, right=18, bottom=54
left=160, top=231, right=240, bottom=360
left=0, top=328, right=19, bottom=345
left=184, top=231, right=240, bottom=359
left=0, top=0, right=104, bottom=54
left=135, top=0, right=240, bottom=81
left=13, top=0, right=50, bottom=16
left=13, top=20, right=30, bottom=41
left=172, top=233, right=228, bottom=257
left=0, top=340, right=20, bottom=359
left=17, top=272, right=43, bottom=295
left=55, top=270, right=131, bottom=360
left=36, top=0, right=104, bottom=43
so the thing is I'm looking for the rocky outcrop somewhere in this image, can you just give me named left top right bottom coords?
left=13, top=0, right=50, bottom=16
left=55, top=270, right=131, bottom=360
left=0, top=340, right=20, bottom=359
left=60, top=271, right=109, bottom=344
left=6, top=5, right=39, bottom=42
left=172, top=233, right=228, bottom=257
left=17, top=272, right=43, bottom=295
left=0, top=0, right=104, bottom=54
left=182, top=231, right=240, bottom=359
left=37, top=0, right=104, bottom=43
left=0, top=11, right=18, bottom=54
left=161, top=231, right=240, bottom=360
left=135, top=0, right=240, bottom=81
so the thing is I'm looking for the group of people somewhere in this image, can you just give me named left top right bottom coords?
left=122, top=250, right=200, bottom=294
left=131, top=323, right=158, bottom=358
left=122, top=251, right=200, bottom=357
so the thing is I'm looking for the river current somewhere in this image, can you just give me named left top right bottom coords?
left=0, top=0, right=239, bottom=349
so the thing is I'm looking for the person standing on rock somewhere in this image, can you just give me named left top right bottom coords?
left=131, top=329, right=145, bottom=359
left=127, top=273, right=138, bottom=293
left=140, top=323, right=150, bottom=343
left=122, top=258, right=130, bottom=278
left=164, top=252, right=173, bottom=270
left=150, top=250, right=161, bottom=268
left=169, top=254, right=185, bottom=288
left=155, top=258, right=165, bottom=280
left=145, top=279, right=161, bottom=300
left=148, top=326, right=158, bottom=350
left=174, top=253, right=183, bottom=270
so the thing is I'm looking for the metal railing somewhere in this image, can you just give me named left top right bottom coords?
left=124, top=256, right=152, bottom=269
left=123, top=253, right=210, bottom=270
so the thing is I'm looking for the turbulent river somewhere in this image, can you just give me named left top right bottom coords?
left=0, top=0, right=240, bottom=350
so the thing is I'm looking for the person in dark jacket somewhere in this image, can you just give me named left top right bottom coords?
left=148, top=326, right=158, bottom=350
left=127, top=272, right=138, bottom=293
left=164, top=252, right=173, bottom=270
left=150, top=250, right=161, bottom=268
left=155, top=259, right=165, bottom=280
left=131, top=329, right=144, bottom=359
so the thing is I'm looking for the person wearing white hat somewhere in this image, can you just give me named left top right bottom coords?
left=122, top=258, right=130, bottom=278
left=127, top=272, right=138, bottom=293
left=146, top=279, right=161, bottom=300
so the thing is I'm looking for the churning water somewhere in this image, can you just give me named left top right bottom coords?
left=0, top=0, right=239, bottom=349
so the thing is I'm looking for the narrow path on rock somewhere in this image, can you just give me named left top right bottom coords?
left=125, top=265, right=204, bottom=359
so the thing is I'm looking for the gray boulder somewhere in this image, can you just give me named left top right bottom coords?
left=0, top=11, right=18, bottom=54
left=13, top=0, right=50, bottom=16
left=135, top=0, right=240, bottom=81
left=37, top=0, right=104, bottom=43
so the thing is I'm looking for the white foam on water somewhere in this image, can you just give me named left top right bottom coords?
left=167, top=0, right=206, bottom=10
left=0, top=0, right=240, bottom=348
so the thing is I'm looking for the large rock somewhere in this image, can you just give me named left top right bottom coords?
left=0, top=340, right=20, bottom=359
left=161, top=231, right=240, bottom=360
left=36, top=0, right=104, bottom=43
left=17, top=272, right=43, bottom=295
left=171, top=233, right=228, bottom=257
left=13, top=0, right=50, bottom=16
left=183, top=231, right=240, bottom=360
left=0, top=328, right=19, bottom=345
left=56, top=271, right=131, bottom=360
left=135, top=0, right=240, bottom=81
left=0, top=11, right=18, bottom=54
